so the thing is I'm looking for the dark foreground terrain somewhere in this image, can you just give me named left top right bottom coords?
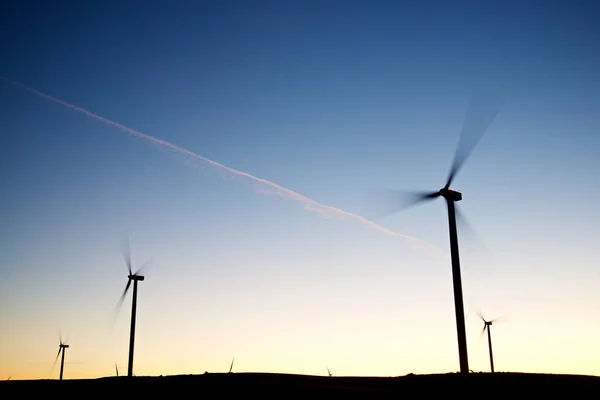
left=2, top=372, right=599, bottom=395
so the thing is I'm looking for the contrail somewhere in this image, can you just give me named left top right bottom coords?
left=1, top=77, right=446, bottom=255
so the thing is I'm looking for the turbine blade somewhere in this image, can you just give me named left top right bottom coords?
left=49, top=347, right=62, bottom=377
left=54, top=347, right=62, bottom=364
left=362, top=189, right=440, bottom=220
left=480, top=324, right=487, bottom=337
left=114, top=279, right=132, bottom=317
left=134, top=258, right=153, bottom=276
left=455, top=205, right=494, bottom=257
left=445, top=91, right=503, bottom=188
left=121, top=236, right=132, bottom=275
left=477, top=310, right=486, bottom=322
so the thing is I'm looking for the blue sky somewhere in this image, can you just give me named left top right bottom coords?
left=1, top=0, right=599, bottom=379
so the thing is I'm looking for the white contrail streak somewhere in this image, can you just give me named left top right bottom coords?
left=1, top=77, right=446, bottom=255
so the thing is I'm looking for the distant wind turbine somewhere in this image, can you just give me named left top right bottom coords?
left=115, top=363, right=119, bottom=377
left=229, top=357, right=235, bottom=373
left=115, top=237, right=151, bottom=377
left=479, top=312, right=500, bottom=373
left=327, top=366, right=332, bottom=377
left=52, top=333, right=69, bottom=380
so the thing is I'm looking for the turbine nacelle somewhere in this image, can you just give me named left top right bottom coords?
left=440, top=188, right=462, bottom=202
left=128, top=274, right=145, bottom=281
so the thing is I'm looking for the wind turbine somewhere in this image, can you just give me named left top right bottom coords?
left=363, top=92, right=502, bottom=374
left=53, top=334, right=69, bottom=380
left=479, top=312, right=500, bottom=373
left=327, top=366, right=332, bottom=377
left=229, top=357, right=235, bottom=373
left=115, top=237, right=151, bottom=378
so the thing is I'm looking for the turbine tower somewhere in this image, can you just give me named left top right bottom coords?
left=115, top=237, right=151, bottom=377
left=363, top=92, right=502, bottom=374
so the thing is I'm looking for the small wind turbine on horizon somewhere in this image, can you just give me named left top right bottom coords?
left=327, top=366, right=332, bottom=377
left=362, top=91, right=503, bottom=375
left=115, top=237, right=151, bottom=378
left=229, top=357, right=235, bottom=373
left=479, top=312, right=500, bottom=373
left=52, top=333, right=69, bottom=380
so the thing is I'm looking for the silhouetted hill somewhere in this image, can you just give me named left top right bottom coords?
left=2, top=372, right=599, bottom=395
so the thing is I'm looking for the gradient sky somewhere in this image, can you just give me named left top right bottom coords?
left=1, top=0, right=599, bottom=380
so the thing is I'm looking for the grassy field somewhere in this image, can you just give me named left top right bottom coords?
left=2, top=372, right=599, bottom=395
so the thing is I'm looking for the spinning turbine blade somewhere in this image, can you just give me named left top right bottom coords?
left=445, top=91, right=503, bottom=188
left=362, top=189, right=440, bottom=220
left=115, top=278, right=132, bottom=317
left=121, top=237, right=132, bottom=275
left=134, top=259, right=153, bottom=276
left=455, top=205, right=483, bottom=245
left=54, top=347, right=62, bottom=364
left=477, top=311, right=486, bottom=322
left=480, top=323, right=487, bottom=337
left=455, top=205, right=495, bottom=262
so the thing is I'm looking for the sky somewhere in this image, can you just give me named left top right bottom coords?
left=1, top=0, right=599, bottom=380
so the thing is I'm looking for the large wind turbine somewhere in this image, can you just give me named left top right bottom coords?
left=363, top=92, right=502, bottom=374
left=115, top=238, right=151, bottom=377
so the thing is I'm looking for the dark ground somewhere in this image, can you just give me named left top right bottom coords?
left=2, top=372, right=599, bottom=395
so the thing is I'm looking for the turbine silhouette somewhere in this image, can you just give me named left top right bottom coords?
left=229, top=357, right=235, bottom=373
left=52, top=333, right=69, bottom=380
left=479, top=312, right=500, bottom=373
left=115, top=237, right=151, bottom=377
left=363, top=91, right=503, bottom=374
